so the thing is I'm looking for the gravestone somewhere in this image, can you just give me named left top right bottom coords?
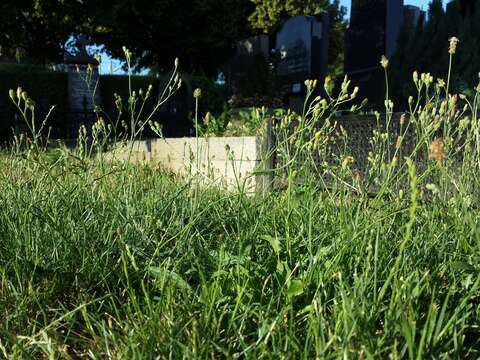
left=344, top=0, right=404, bottom=107
left=345, top=0, right=403, bottom=73
left=63, top=35, right=101, bottom=138
left=224, top=34, right=271, bottom=97
left=275, top=13, right=329, bottom=113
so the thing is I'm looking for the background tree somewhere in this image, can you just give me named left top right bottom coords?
left=390, top=0, right=480, bottom=104
left=248, top=0, right=329, bottom=33
left=89, top=0, right=254, bottom=75
left=0, top=0, right=87, bottom=63
left=0, top=0, right=347, bottom=78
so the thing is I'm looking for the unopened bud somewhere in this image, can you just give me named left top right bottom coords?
left=380, top=55, right=389, bottom=69
left=351, top=86, right=359, bottom=99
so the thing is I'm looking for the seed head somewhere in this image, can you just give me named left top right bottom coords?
left=115, top=98, right=122, bottom=111
left=8, top=89, right=15, bottom=100
left=428, top=138, right=445, bottom=163
left=395, top=136, right=403, bottom=149
left=449, top=37, right=459, bottom=55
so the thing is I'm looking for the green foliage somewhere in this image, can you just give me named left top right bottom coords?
left=0, top=64, right=68, bottom=142
left=91, top=0, right=254, bottom=75
left=0, top=0, right=88, bottom=63
left=1, top=0, right=346, bottom=78
left=326, top=0, right=347, bottom=77
left=248, top=0, right=329, bottom=33
left=197, top=107, right=285, bottom=137
left=196, top=108, right=231, bottom=136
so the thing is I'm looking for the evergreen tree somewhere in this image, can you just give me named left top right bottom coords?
left=391, top=0, right=480, bottom=104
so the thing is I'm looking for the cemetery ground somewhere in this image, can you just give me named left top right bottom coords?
left=1, top=122, right=480, bottom=358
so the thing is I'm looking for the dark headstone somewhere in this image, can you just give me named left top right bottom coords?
left=224, top=35, right=271, bottom=96
left=62, top=35, right=101, bottom=137
left=275, top=13, right=329, bottom=112
left=345, top=0, right=403, bottom=73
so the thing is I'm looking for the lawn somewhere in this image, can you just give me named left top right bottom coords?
left=0, top=142, right=478, bottom=358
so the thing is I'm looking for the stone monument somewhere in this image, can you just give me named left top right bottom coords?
left=275, top=13, right=329, bottom=113
left=224, top=34, right=271, bottom=97
left=344, top=0, right=404, bottom=73
left=63, top=35, right=101, bottom=137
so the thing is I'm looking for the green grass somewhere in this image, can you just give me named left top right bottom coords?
left=0, top=146, right=478, bottom=359
left=1, top=45, right=480, bottom=358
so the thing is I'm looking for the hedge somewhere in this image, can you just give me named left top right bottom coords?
left=99, top=74, right=226, bottom=137
left=0, top=67, right=226, bottom=143
left=0, top=64, right=68, bottom=143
